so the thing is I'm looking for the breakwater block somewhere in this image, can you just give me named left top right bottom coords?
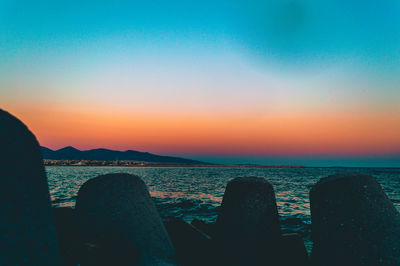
left=53, top=207, right=76, bottom=266
left=164, top=217, right=212, bottom=265
left=0, top=109, right=61, bottom=265
left=215, top=176, right=281, bottom=265
left=74, top=173, right=178, bottom=265
left=310, top=173, right=400, bottom=265
left=279, top=233, right=309, bottom=266
left=191, top=218, right=216, bottom=238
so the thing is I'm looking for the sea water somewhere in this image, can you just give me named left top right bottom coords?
left=46, top=166, right=400, bottom=252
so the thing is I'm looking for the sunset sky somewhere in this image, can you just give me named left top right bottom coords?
left=1, top=1, right=400, bottom=166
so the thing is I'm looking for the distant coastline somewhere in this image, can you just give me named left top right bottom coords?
left=41, top=146, right=210, bottom=165
left=43, top=159, right=305, bottom=168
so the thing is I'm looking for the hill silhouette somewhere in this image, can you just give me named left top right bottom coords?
left=41, top=146, right=209, bottom=165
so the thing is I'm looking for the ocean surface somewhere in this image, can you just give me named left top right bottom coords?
left=46, top=166, right=400, bottom=252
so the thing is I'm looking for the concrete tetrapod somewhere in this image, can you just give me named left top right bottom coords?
left=74, top=173, right=178, bottom=265
left=310, top=173, right=400, bottom=265
left=215, top=177, right=282, bottom=265
left=0, top=109, right=61, bottom=265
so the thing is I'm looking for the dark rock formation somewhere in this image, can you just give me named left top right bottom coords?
left=0, top=109, right=61, bottom=265
left=53, top=207, right=76, bottom=266
left=279, top=233, right=309, bottom=266
left=74, top=173, right=177, bottom=265
left=310, top=173, right=400, bottom=265
left=215, top=176, right=281, bottom=265
left=164, top=217, right=212, bottom=265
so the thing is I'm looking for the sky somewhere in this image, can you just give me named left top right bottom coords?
left=1, top=0, right=400, bottom=166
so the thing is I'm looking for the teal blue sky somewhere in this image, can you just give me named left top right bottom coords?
left=1, top=1, right=400, bottom=166
left=2, top=1, right=399, bottom=70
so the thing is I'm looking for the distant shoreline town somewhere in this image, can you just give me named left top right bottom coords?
left=43, top=159, right=305, bottom=168
left=41, top=146, right=306, bottom=168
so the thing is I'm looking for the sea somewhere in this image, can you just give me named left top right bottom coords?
left=46, top=166, right=400, bottom=252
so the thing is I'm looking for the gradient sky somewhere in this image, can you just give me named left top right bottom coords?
left=1, top=1, right=400, bottom=166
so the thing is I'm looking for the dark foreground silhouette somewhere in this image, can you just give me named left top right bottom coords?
left=1, top=108, right=399, bottom=266
left=0, top=109, right=61, bottom=265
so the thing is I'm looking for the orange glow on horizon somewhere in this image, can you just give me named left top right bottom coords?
left=5, top=103, right=400, bottom=157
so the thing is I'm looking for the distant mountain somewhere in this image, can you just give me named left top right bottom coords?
left=41, top=146, right=210, bottom=165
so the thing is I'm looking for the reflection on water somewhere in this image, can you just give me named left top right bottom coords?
left=46, top=166, right=400, bottom=252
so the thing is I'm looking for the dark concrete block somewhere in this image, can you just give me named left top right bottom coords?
left=215, top=177, right=282, bottom=265
left=0, top=109, right=61, bottom=265
left=74, top=173, right=177, bottom=265
left=279, top=233, right=309, bottom=266
left=310, top=173, right=400, bottom=265
left=53, top=207, right=76, bottom=266
left=190, top=218, right=216, bottom=238
left=165, top=217, right=211, bottom=266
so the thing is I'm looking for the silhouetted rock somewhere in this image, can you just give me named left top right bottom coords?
left=164, top=217, right=212, bottom=265
left=310, top=173, right=400, bottom=265
left=74, top=173, right=177, bottom=265
left=279, top=233, right=309, bottom=266
left=0, top=109, right=61, bottom=265
left=191, top=218, right=216, bottom=238
left=53, top=207, right=76, bottom=266
left=215, top=177, right=281, bottom=265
